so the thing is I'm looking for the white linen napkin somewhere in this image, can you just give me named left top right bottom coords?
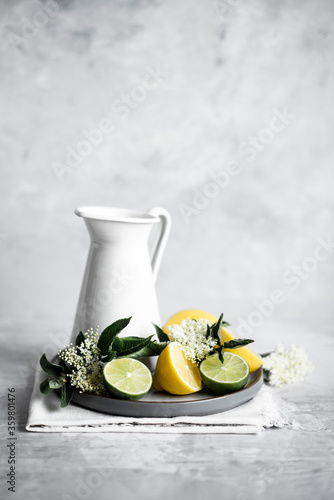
left=26, top=363, right=291, bottom=434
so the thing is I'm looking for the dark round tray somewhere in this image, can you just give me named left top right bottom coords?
left=63, top=368, right=263, bottom=418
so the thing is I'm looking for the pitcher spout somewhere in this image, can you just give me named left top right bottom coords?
left=75, top=206, right=161, bottom=224
left=75, top=206, right=160, bottom=243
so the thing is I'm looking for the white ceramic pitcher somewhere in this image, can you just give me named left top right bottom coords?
left=70, top=206, right=171, bottom=344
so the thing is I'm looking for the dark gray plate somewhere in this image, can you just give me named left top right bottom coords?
left=67, top=368, right=263, bottom=418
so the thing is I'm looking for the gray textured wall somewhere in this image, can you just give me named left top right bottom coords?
left=1, top=0, right=333, bottom=338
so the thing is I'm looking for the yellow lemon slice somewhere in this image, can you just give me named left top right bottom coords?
left=153, top=342, right=202, bottom=395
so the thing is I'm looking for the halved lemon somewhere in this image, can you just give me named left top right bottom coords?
left=153, top=342, right=202, bottom=395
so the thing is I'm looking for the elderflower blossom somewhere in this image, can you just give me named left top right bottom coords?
left=263, top=344, right=314, bottom=387
left=58, top=326, right=107, bottom=395
left=167, top=318, right=216, bottom=364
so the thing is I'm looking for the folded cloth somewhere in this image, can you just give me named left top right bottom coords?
left=26, top=363, right=290, bottom=434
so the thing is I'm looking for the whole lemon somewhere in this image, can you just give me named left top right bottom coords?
left=163, top=309, right=263, bottom=373
left=163, top=309, right=218, bottom=335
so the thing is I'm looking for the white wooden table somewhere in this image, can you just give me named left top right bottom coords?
left=1, top=320, right=333, bottom=500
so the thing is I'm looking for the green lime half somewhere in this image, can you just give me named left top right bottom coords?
left=199, top=352, right=250, bottom=395
left=103, top=358, right=152, bottom=401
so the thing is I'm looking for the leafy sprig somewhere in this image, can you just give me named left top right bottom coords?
left=206, top=313, right=254, bottom=363
left=97, top=317, right=132, bottom=358
left=39, top=354, right=74, bottom=407
left=40, top=317, right=171, bottom=406
left=97, top=318, right=169, bottom=360
left=152, top=323, right=170, bottom=342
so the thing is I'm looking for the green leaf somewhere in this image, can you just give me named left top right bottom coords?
left=263, top=368, right=271, bottom=383
left=123, top=345, right=154, bottom=359
left=120, top=340, right=169, bottom=359
left=97, top=317, right=132, bottom=356
left=260, top=352, right=272, bottom=358
left=75, top=330, right=85, bottom=347
left=152, top=323, right=170, bottom=342
left=114, top=335, right=145, bottom=341
left=58, top=359, right=71, bottom=374
left=206, top=324, right=211, bottom=339
left=106, top=348, right=117, bottom=362
left=112, top=335, right=154, bottom=357
left=214, top=345, right=225, bottom=364
left=224, top=339, right=254, bottom=349
left=40, top=354, right=65, bottom=378
left=222, top=321, right=230, bottom=327
left=61, top=382, right=74, bottom=408
left=149, top=341, right=169, bottom=355
left=40, top=378, right=53, bottom=394
left=49, top=378, right=65, bottom=389
left=210, top=313, right=226, bottom=344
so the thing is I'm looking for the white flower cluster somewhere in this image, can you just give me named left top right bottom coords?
left=58, top=327, right=107, bottom=395
left=167, top=318, right=216, bottom=364
left=263, top=343, right=314, bottom=387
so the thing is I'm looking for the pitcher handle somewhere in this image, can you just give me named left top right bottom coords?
left=148, top=207, right=171, bottom=283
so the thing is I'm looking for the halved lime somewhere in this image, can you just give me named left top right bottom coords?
left=103, top=358, right=152, bottom=401
left=199, top=352, right=250, bottom=395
